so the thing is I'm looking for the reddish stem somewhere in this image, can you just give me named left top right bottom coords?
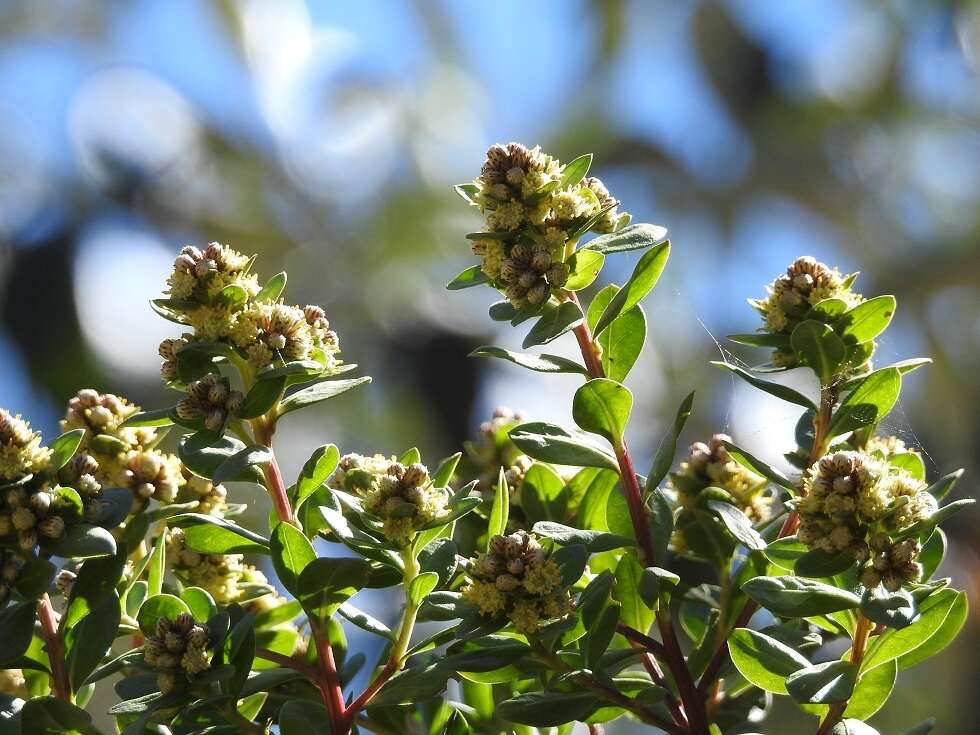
left=311, top=620, right=348, bottom=734
left=37, top=594, right=70, bottom=701
left=568, top=293, right=708, bottom=734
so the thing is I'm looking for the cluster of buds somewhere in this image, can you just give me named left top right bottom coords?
left=669, top=434, right=772, bottom=555
left=797, top=450, right=936, bottom=589
left=122, top=449, right=183, bottom=505
left=175, top=374, right=244, bottom=432
left=863, top=435, right=915, bottom=460
left=0, top=486, right=70, bottom=550
left=466, top=143, right=629, bottom=308
left=166, top=528, right=271, bottom=605
left=751, top=257, right=864, bottom=367
left=459, top=407, right=532, bottom=500
left=0, top=410, right=50, bottom=483
left=176, top=472, right=228, bottom=517
left=331, top=454, right=449, bottom=546
left=0, top=551, right=25, bottom=604
left=158, top=337, right=188, bottom=383
left=62, top=390, right=157, bottom=490
left=143, top=613, right=212, bottom=694
left=229, top=302, right=340, bottom=370
left=859, top=534, right=922, bottom=591
left=462, top=530, right=568, bottom=634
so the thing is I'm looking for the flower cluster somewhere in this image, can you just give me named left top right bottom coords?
left=62, top=389, right=173, bottom=513
left=466, top=142, right=629, bottom=307
left=331, top=454, right=449, bottom=546
left=459, top=407, right=532, bottom=501
left=797, top=450, right=936, bottom=590
left=143, top=613, right=212, bottom=694
left=0, top=410, right=50, bottom=482
left=166, top=527, right=272, bottom=605
left=175, top=374, right=244, bottom=432
left=751, top=257, right=864, bottom=366
left=0, top=485, right=73, bottom=550
left=668, top=434, right=772, bottom=554
left=160, top=243, right=341, bottom=372
left=175, top=471, right=228, bottom=517
left=462, top=530, right=567, bottom=634
left=0, top=669, right=28, bottom=699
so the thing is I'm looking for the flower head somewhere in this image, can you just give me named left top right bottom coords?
left=143, top=612, right=212, bottom=693
left=752, top=257, right=864, bottom=367
left=0, top=410, right=51, bottom=482
left=462, top=530, right=568, bottom=634
left=166, top=527, right=272, bottom=605
left=797, top=449, right=935, bottom=590
left=331, top=454, right=449, bottom=546
left=175, top=374, right=244, bottom=432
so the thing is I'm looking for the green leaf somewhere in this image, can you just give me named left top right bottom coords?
left=552, top=544, right=589, bottom=588
left=572, top=378, right=632, bottom=446
left=213, top=283, right=248, bottom=307
left=147, top=529, right=166, bottom=597
left=522, top=301, right=584, bottom=349
left=370, top=662, right=451, bottom=706
left=171, top=514, right=269, bottom=554
left=46, top=523, right=117, bottom=559
left=592, top=242, right=670, bottom=336
left=706, top=500, right=765, bottom=550
left=861, top=589, right=962, bottom=671
left=564, top=249, right=605, bottom=290
left=178, top=432, right=263, bottom=483
left=785, top=660, right=857, bottom=704
left=585, top=601, right=620, bottom=668
left=638, top=566, right=679, bottom=607
left=454, top=182, right=479, bottom=204
left=827, top=368, right=901, bottom=439
left=255, top=271, right=287, bottom=303
left=0, top=601, right=38, bottom=667
left=598, top=303, right=646, bottom=382
left=337, top=602, right=394, bottom=640
left=20, top=698, right=101, bottom=735
left=647, top=487, right=674, bottom=563
left=137, top=593, right=191, bottom=635
left=584, top=223, right=669, bottom=255
left=648, top=391, right=695, bottom=491
left=711, top=361, right=817, bottom=410
left=271, top=523, right=316, bottom=596
left=67, top=590, right=120, bottom=691
left=47, top=429, right=85, bottom=471
left=431, top=452, right=461, bottom=488
left=509, top=422, right=618, bottom=471
left=278, top=700, right=332, bottom=735
left=765, top=537, right=809, bottom=571
left=926, top=468, right=963, bottom=502
left=727, top=628, right=810, bottom=694
left=531, top=521, right=633, bottom=553
left=521, top=463, right=568, bottom=523
left=278, top=377, right=372, bottom=416
left=895, top=591, right=967, bottom=670
left=497, top=691, right=600, bottom=727
left=741, top=576, right=862, bottom=617
left=469, top=346, right=587, bottom=375
left=720, top=439, right=793, bottom=490
left=727, top=332, right=792, bottom=349
left=294, top=444, right=339, bottom=509
left=613, top=554, right=655, bottom=634
left=487, top=468, right=509, bottom=545
left=212, top=445, right=272, bottom=486
left=296, top=557, right=371, bottom=625
left=836, top=296, right=896, bottom=344
left=794, top=548, right=857, bottom=578
left=120, top=408, right=175, bottom=428
left=559, top=153, right=592, bottom=188
left=180, top=587, right=217, bottom=622
left=409, top=572, right=439, bottom=606
left=447, top=265, right=490, bottom=290
left=791, top=320, right=845, bottom=383
left=844, top=658, right=896, bottom=719
left=239, top=377, right=286, bottom=419
left=860, top=588, right=918, bottom=629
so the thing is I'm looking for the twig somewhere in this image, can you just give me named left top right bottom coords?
left=38, top=593, right=70, bottom=701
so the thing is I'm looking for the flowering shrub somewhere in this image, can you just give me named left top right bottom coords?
left=0, top=144, right=970, bottom=735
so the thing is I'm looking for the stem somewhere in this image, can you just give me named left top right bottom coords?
left=816, top=614, right=872, bottom=735
left=254, top=647, right=320, bottom=680
left=532, top=642, right=687, bottom=735
left=38, top=594, right=70, bottom=701
left=567, top=292, right=708, bottom=734
left=310, top=618, right=347, bottom=734
left=697, top=385, right=838, bottom=696
left=344, top=548, right=422, bottom=724
left=250, top=416, right=296, bottom=526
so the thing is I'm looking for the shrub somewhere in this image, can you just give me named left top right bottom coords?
left=0, top=144, right=969, bottom=735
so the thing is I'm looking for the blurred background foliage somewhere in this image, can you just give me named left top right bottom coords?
left=0, top=1, right=977, bottom=731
